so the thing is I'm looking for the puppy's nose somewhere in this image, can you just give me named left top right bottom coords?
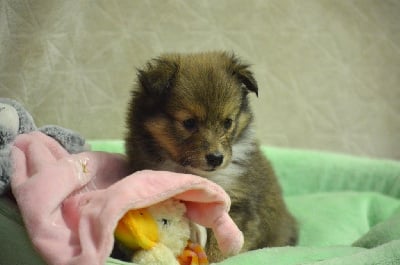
left=205, top=153, right=224, bottom=168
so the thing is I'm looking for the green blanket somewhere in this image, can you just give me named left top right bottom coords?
left=1, top=141, right=399, bottom=265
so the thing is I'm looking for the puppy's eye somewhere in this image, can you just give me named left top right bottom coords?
left=223, top=118, right=233, bottom=129
left=183, top=118, right=197, bottom=130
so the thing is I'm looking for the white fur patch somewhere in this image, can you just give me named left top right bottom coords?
left=207, top=128, right=256, bottom=189
left=156, top=128, right=256, bottom=191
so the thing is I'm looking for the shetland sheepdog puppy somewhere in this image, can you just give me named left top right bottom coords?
left=125, top=51, right=298, bottom=262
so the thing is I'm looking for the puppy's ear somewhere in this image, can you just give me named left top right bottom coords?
left=227, top=54, right=258, bottom=96
left=138, top=58, right=179, bottom=97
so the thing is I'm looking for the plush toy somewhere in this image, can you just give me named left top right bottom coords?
left=0, top=98, right=88, bottom=194
left=115, top=199, right=209, bottom=265
left=11, top=132, right=243, bottom=265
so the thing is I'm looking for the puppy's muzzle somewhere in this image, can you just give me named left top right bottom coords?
left=205, top=153, right=224, bottom=168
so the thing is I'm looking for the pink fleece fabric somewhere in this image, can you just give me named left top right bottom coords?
left=10, top=132, right=243, bottom=265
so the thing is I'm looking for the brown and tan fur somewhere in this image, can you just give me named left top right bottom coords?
left=125, top=51, right=298, bottom=262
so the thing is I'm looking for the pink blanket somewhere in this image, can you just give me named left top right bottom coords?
left=10, top=132, right=243, bottom=265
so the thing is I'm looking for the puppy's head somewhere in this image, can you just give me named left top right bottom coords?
left=127, top=52, right=258, bottom=174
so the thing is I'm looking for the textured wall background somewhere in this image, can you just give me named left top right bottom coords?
left=1, top=0, right=399, bottom=160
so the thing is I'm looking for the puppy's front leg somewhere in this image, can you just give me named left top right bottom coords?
left=206, top=229, right=225, bottom=263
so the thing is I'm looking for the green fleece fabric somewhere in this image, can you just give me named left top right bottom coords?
left=1, top=141, right=399, bottom=265
left=219, top=147, right=400, bottom=265
left=89, top=141, right=400, bottom=265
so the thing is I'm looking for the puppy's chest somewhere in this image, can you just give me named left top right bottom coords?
left=156, top=160, right=242, bottom=192
left=207, top=166, right=245, bottom=192
left=156, top=136, right=257, bottom=191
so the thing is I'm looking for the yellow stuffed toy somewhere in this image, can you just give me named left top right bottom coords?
left=114, top=199, right=208, bottom=265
